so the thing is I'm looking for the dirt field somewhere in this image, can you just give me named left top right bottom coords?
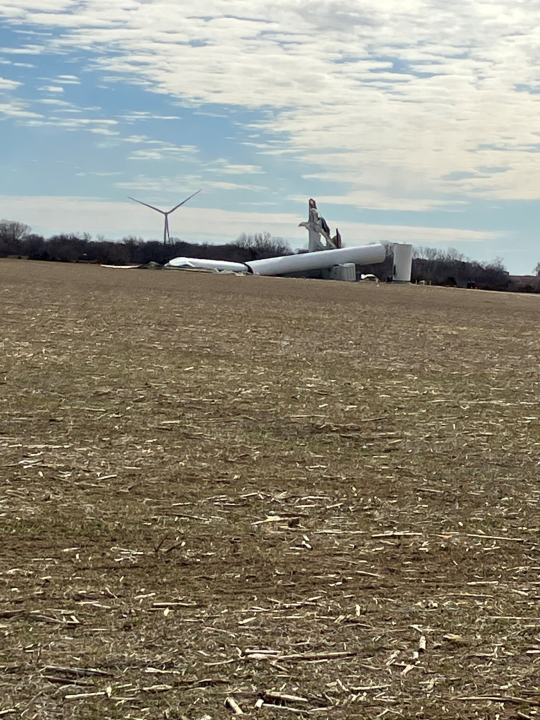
left=1, top=259, right=539, bottom=719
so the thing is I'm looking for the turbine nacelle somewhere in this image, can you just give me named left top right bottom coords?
left=128, top=190, right=201, bottom=244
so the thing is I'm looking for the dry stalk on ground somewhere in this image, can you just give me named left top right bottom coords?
left=0, top=260, right=539, bottom=719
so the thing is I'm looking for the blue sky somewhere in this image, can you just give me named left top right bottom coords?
left=1, top=0, right=539, bottom=273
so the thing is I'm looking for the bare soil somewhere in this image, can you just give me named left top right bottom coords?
left=1, top=259, right=539, bottom=719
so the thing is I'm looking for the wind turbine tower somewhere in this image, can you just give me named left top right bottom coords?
left=128, top=190, right=201, bottom=244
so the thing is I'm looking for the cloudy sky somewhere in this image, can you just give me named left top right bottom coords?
left=1, top=0, right=539, bottom=273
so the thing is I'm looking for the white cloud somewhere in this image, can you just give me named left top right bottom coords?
left=39, top=84, right=64, bottom=92
left=129, top=149, right=167, bottom=161
left=207, top=162, right=265, bottom=175
left=0, top=60, right=34, bottom=67
left=0, top=99, right=41, bottom=119
left=0, top=76, right=21, bottom=90
left=206, top=181, right=265, bottom=191
left=2, top=0, right=540, bottom=205
left=120, top=111, right=181, bottom=122
left=89, top=127, right=118, bottom=135
left=116, top=173, right=264, bottom=193
left=36, top=97, right=72, bottom=106
left=57, top=74, right=80, bottom=83
left=128, top=143, right=199, bottom=161
left=0, top=44, right=44, bottom=54
left=22, top=113, right=119, bottom=132
left=122, top=134, right=151, bottom=144
left=76, top=171, right=123, bottom=177
left=0, top=195, right=498, bottom=247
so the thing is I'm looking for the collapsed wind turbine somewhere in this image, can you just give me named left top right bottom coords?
left=128, top=190, right=201, bottom=245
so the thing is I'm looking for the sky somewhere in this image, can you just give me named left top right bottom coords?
left=0, top=0, right=539, bottom=274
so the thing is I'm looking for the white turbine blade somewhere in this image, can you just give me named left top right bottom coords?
left=167, top=189, right=201, bottom=214
left=128, top=196, right=166, bottom=214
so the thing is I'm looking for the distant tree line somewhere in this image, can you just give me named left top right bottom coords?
left=1, top=219, right=538, bottom=292
left=0, top=221, right=291, bottom=265
left=361, top=243, right=539, bottom=293
left=412, top=246, right=513, bottom=291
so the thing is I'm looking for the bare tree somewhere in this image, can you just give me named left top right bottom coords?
left=21, top=234, right=46, bottom=258
left=233, top=232, right=291, bottom=259
left=0, top=220, right=31, bottom=255
left=534, top=262, right=540, bottom=276
left=0, top=220, right=30, bottom=241
left=444, top=247, right=466, bottom=262
left=413, top=246, right=441, bottom=261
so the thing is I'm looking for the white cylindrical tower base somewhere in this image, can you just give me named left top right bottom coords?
left=393, top=243, right=413, bottom=283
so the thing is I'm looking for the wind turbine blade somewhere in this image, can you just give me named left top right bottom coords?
left=128, top=197, right=166, bottom=214
left=168, top=189, right=201, bottom=214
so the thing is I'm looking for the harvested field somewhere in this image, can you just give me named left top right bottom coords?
left=1, top=258, right=540, bottom=719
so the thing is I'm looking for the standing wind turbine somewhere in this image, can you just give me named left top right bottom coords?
left=128, top=190, right=201, bottom=245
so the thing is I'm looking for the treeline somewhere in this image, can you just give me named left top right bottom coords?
left=0, top=221, right=291, bottom=265
left=2, top=219, right=539, bottom=292
left=412, top=246, right=510, bottom=290
left=361, top=244, right=539, bottom=292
